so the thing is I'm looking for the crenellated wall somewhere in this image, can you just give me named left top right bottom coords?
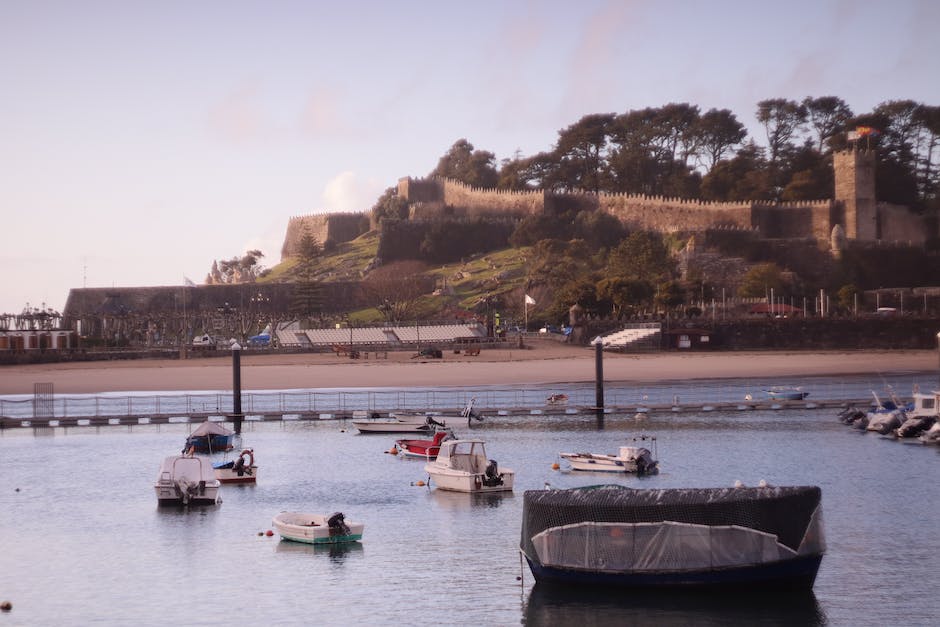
left=281, top=212, right=367, bottom=260
left=396, top=167, right=939, bottom=248
left=398, top=176, right=844, bottom=241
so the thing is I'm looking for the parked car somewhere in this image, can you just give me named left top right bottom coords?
left=192, top=334, right=215, bottom=348
left=539, top=324, right=562, bottom=334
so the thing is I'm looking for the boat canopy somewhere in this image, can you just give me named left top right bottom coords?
left=521, top=485, right=825, bottom=570
left=189, top=420, right=234, bottom=438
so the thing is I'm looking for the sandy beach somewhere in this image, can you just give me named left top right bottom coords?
left=1, top=340, right=937, bottom=395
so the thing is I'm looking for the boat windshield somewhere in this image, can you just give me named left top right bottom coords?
left=437, top=440, right=485, bottom=461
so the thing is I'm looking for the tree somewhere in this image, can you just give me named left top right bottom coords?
left=608, top=231, right=674, bottom=282
left=756, top=98, right=808, bottom=165
left=803, top=96, right=853, bottom=152
left=430, top=139, right=498, bottom=188
left=738, top=263, right=786, bottom=298
left=597, top=277, right=654, bottom=317
left=290, top=229, right=323, bottom=318
left=692, top=108, right=747, bottom=171
left=363, top=261, right=433, bottom=322
left=553, top=113, right=615, bottom=193
left=700, top=142, right=770, bottom=202
left=371, top=187, right=409, bottom=225
left=837, top=284, right=858, bottom=313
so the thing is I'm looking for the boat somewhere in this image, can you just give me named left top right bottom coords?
left=920, top=420, right=940, bottom=444
left=184, top=420, right=236, bottom=453
left=154, top=453, right=222, bottom=505
left=424, top=438, right=514, bottom=493
left=213, top=448, right=258, bottom=483
left=763, top=387, right=809, bottom=401
left=546, top=393, right=569, bottom=405
left=351, top=412, right=446, bottom=434
left=559, top=436, right=658, bottom=474
left=521, top=484, right=826, bottom=589
left=864, top=388, right=911, bottom=434
left=395, top=429, right=455, bottom=459
left=272, top=511, right=364, bottom=545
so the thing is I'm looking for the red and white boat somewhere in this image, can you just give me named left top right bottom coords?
left=395, top=430, right=454, bottom=459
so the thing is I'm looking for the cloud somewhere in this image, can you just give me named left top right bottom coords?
left=298, top=86, right=346, bottom=138
left=321, top=171, right=384, bottom=213
left=207, top=83, right=273, bottom=144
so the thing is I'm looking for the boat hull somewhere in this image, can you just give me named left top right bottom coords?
left=154, top=482, right=221, bottom=506
left=560, top=455, right=656, bottom=474
left=525, top=554, right=823, bottom=590
left=273, top=512, right=364, bottom=545
left=425, top=468, right=515, bottom=493
left=214, top=465, right=258, bottom=484
left=352, top=420, right=435, bottom=434
left=397, top=443, right=440, bottom=458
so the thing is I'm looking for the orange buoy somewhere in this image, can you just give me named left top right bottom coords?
left=415, top=480, right=425, bottom=487
left=389, top=446, right=399, bottom=455
left=265, top=529, right=274, bottom=537
left=551, top=462, right=560, bottom=470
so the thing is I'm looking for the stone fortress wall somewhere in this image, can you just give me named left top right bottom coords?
left=281, top=148, right=932, bottom=259
left=281, top=212, right=366, bottom=260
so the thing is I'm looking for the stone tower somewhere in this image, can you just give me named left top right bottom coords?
left=833, top=148, right=877, bottom=240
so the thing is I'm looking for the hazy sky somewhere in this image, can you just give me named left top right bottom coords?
left=2, top=0, right=938, bottom=316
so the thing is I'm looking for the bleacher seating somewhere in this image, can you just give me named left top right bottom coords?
left=274, top=322, right=486, bottom=348
left=597, top=324, right=661, bottom=350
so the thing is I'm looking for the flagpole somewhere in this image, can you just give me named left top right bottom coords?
left=524, top=296, right=528, bottom=332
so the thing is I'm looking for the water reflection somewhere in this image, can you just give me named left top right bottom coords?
left=429, top=489, right=514, bottom=509
left=523, top=583, right=827, bottom=626
left=274, top=539, right=364, bottom=562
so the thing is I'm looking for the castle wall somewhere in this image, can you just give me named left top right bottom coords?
left=441, top=178, right=542, bottom=217
left=395, top=159, right=926, bottom=248
left=281, top=212, right=367, bottom=260
left=878, top=202, right=929, bottom=245
left=600, top=194, right=753, bottom=232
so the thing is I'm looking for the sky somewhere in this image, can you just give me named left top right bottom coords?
left=2, top=0, right=938, bottom=316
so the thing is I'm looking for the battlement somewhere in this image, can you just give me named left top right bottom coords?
left=281, top=212, right=368, bottom=260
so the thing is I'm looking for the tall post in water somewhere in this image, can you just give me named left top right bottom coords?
left=231, top=341, right=243, bottom=435
left=936, top=331, right=940, bottom=390
left=594, top=337, right=604, bottom=410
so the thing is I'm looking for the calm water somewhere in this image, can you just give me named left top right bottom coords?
left=2, top=382, right=940, bottom=626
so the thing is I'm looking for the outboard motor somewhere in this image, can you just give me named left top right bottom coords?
left=483, top=459, right=503, bottom=487
left=327, top=512, right=351, bottom=536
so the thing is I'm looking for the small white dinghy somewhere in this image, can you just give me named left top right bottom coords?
left=272, top=512, right=364, bottom=545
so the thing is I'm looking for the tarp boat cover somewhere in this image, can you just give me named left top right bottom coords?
left=521, top=485, right=825, bottom=587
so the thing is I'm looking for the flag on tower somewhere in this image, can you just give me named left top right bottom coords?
left=525, top=294, right=536, bottom=306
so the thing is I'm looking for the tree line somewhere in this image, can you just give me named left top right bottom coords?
left=427, top=97, right=939, bottom=211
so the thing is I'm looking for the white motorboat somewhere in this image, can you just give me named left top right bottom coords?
left=272, top=511, right=364, bottom=545
left=351, top=412, right=445, bottom=434
left=920, top=421, right=940, bottom=444
left=154, top=454, right=221, bottom=505
left=560, top=437, right=658, bottom=474
left=213, top=448, right=259, bottom=484
left=424, top=438, right=514, bottom=493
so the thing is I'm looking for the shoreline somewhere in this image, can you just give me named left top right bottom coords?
left=0, top=344, right=937, bottom=395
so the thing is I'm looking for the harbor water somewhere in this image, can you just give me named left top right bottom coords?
left=2, top=376, right=939, bottom=626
